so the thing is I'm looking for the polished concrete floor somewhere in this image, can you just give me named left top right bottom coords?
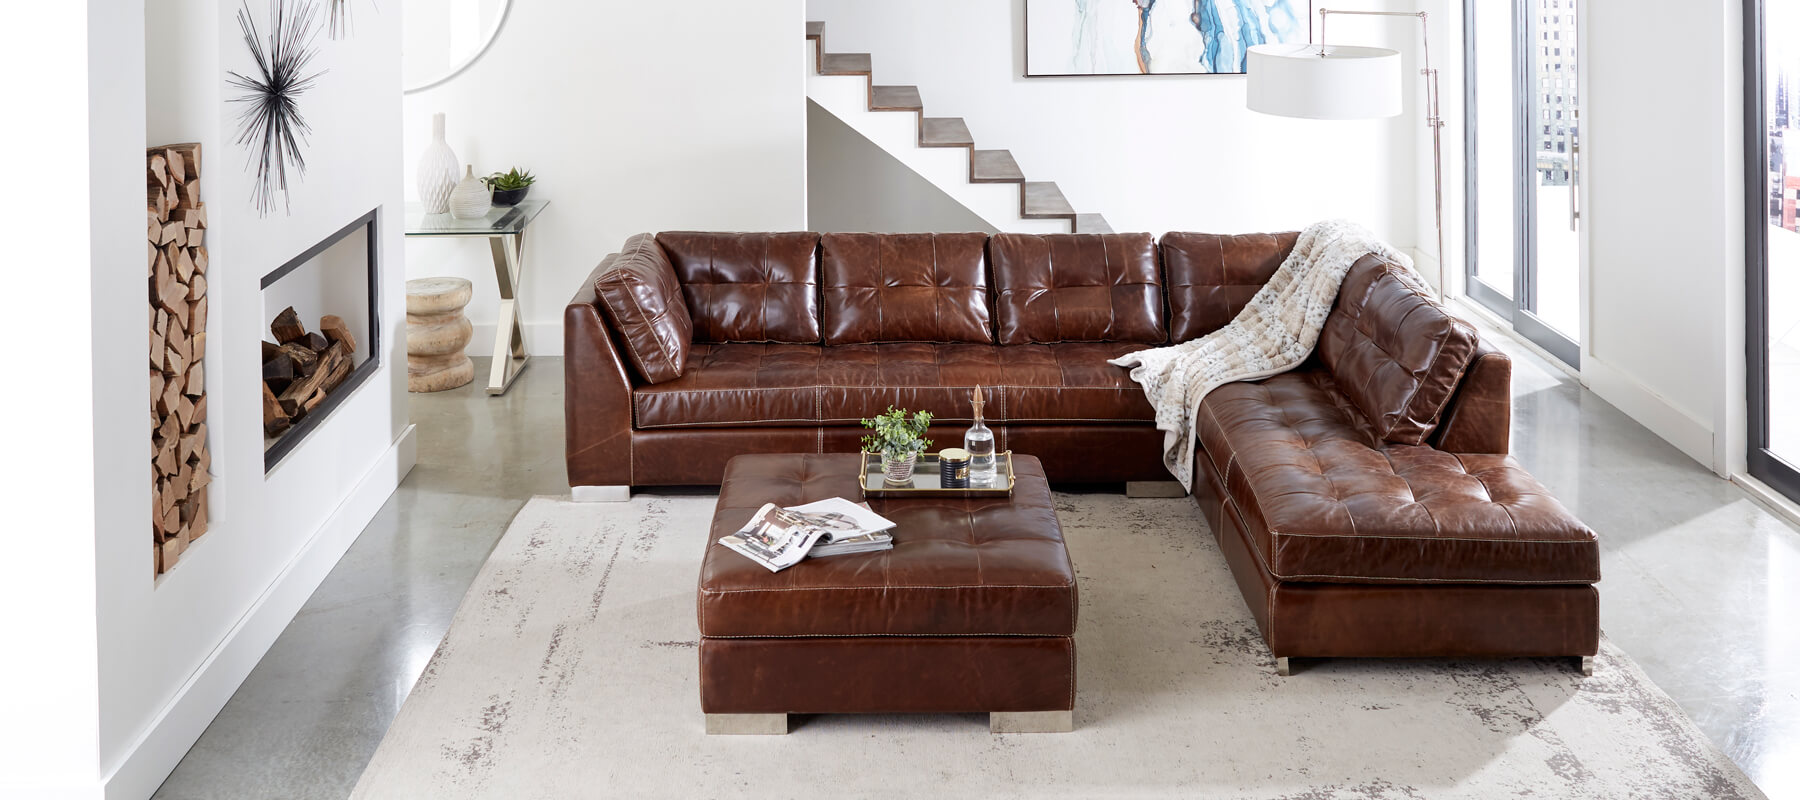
left=153, top=347, right=1800, bottom=799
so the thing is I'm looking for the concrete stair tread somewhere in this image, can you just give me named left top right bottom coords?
left=971, top=149, right=1024, bottom=183
left=1074, top=214, right=1115, bottom=234
left=919, top=117, right=974, bottom=147
left=821, top=52, right=872, bottom=75
left=1022, top=182, right=1076, bottom=218
left=870, top=85, right=923, bottom=112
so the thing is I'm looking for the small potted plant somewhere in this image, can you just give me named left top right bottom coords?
left=861, top=406, right=933, bottom=485
left=482, top=167, right=536, bottom=206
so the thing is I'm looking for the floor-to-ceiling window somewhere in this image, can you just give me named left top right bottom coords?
left=1747, top=0, right=1800, bottom=497
left=1465, top=0, right=1581, bottom=367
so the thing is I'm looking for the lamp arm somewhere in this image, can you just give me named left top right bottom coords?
left=1316, top=7, right=1448, bottom=300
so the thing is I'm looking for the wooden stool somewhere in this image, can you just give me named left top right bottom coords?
left=406, top=277, right=475, bottom=392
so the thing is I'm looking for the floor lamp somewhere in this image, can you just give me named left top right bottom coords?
left=1246, top=9, right=1446, bottom=301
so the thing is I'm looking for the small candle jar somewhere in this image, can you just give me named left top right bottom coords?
left=939, top=448, right=971, bottom=488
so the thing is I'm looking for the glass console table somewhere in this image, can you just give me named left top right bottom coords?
left=403, top=200, right=547, bottom=395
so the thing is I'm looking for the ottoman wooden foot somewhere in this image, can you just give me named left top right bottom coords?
left=705, top=713, right=787, bottom=735
left=990, top=710, right=1073, bottom=733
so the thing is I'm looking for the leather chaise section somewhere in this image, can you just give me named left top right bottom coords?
left=820, top=232, right=993, bottom=345
left=1194, top=441, right=1598, bottom=659
left=1197, top=368, right=1599, bottom=585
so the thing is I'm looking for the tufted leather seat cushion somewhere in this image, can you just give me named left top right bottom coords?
left=1162, top=231, right=1300, bottom=343
left=990, top=232, right=1166, bottom=345
left=1319, top=256, right=1480, bottom=444
left=655, top=232, right=822, bottom=343
left=820, top=232, right=994, bottom=345
left=631, top=342, right=1155, bottom=429
left=590, top=234, right=694, bottom=384
left=1196, top=367, right=1599, bottom=585
left=700, top=453, right=1075, bottom=637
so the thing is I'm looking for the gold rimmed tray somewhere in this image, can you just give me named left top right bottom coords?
left=860, top=451, right=1015, bottom=498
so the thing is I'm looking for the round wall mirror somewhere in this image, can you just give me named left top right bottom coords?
left=402, top=0, right=511, bottom=93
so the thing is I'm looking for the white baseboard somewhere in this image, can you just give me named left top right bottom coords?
left=469, top=321, right=563, bottom=358
left=101, top=424, right=418, bottom=800
left=1580, top=357, right=1717, bottom=473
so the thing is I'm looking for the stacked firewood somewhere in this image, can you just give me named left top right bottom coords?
left=148, top=143, right=210, bottom=576
left=262, top=307, right=357, bottom=437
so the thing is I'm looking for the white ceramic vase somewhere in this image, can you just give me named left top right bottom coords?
left=449, top=165, right=492, bottom=219
left=415, top=112, right=459, bottom=214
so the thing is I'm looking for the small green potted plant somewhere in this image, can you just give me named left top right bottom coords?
left=482, top=167, right=536, bottom=206
left=861, top=406, right=933, bottom=485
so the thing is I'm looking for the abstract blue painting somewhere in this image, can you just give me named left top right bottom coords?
left=1026, top=0, right=1309, bottom=76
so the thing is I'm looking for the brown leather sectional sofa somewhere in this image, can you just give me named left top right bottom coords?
left=566, top=231, right=1599, bottom=668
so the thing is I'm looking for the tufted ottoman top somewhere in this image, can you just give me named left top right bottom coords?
left=699, top=454, right=1076, bottom=639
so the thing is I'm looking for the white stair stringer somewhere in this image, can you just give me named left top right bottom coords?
left=805, top=40, right=1069, bottom=235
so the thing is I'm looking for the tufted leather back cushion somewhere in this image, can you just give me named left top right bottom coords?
left=655, top=232, right=821, bottom=343
left=1319, top=255, right=1480, bottom=445
left=989, top=232, right=1166, bottom=345
left=591, top=234, right=693, bottom=384
left=819, top=232, right=993, bottom=345
left=1161, top=231, right=1300, bottom=342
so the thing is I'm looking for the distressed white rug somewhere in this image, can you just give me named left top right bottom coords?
left=352, top=494, right=1763, bottom=799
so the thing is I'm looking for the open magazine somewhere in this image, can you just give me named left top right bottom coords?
left=718, top=497, right=897, bottom=572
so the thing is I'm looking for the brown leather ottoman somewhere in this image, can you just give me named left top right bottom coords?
left=698, top=453, right=1077, bottom=734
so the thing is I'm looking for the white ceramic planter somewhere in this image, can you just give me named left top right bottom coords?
left=416, top=112, right=460, bottom=214
left=449, top=165, right=492, bottom=219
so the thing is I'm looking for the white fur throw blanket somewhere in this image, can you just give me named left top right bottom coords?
left=1109, top=220, right=1414, bottom=491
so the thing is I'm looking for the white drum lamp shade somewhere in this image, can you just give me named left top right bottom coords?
left=1246, top=44, right=1404, bottom=120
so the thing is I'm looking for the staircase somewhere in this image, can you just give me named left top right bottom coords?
left=806, top=21, right=1114, bottom=235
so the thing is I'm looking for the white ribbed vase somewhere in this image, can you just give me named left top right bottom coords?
left=415, top=112, right=459, bottom=214
left=449, top=165, right=492, bottom=219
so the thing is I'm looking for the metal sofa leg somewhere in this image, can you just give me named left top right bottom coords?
left=990, top=710, right=1074, bottom=733
left=1275, top=657, right=1292, bottom=677
left=705, top=713, right=787, bottom=735
left=572, top=485, right=631, bottom=502
left=1578, top=656, right=1595, bottom=676
left=1125, top=481, right=1187, bottom=498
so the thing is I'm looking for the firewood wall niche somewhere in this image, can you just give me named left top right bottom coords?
left=260, top=209, right=383, bottom=472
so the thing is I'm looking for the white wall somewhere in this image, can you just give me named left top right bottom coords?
left=0, top=3, right=104, bottom=797
left=807, top=100, right=996, bottom=234
left=1580, top=0, right=1743, bottom=472
left=1, top=1, right=411, bottom=796
left=805, top=0, right=1426, bottom=261
left=401, top=0, right=808, bottom=356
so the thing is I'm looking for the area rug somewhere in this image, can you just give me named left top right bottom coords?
left=351, top=493, right=1764, bottom=799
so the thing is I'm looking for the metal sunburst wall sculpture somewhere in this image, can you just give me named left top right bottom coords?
left=328, top=0, right=355, bottom=39
left=227, top=0, right=326, bottom=217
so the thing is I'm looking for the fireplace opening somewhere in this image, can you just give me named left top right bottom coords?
left=261, top=209, right=382, bottom=471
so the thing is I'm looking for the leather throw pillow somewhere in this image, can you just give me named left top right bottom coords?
left=593, top=233, right=694, bottom=384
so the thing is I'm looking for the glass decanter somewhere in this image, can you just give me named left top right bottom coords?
left=964, top=385, right=997, bottom=486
